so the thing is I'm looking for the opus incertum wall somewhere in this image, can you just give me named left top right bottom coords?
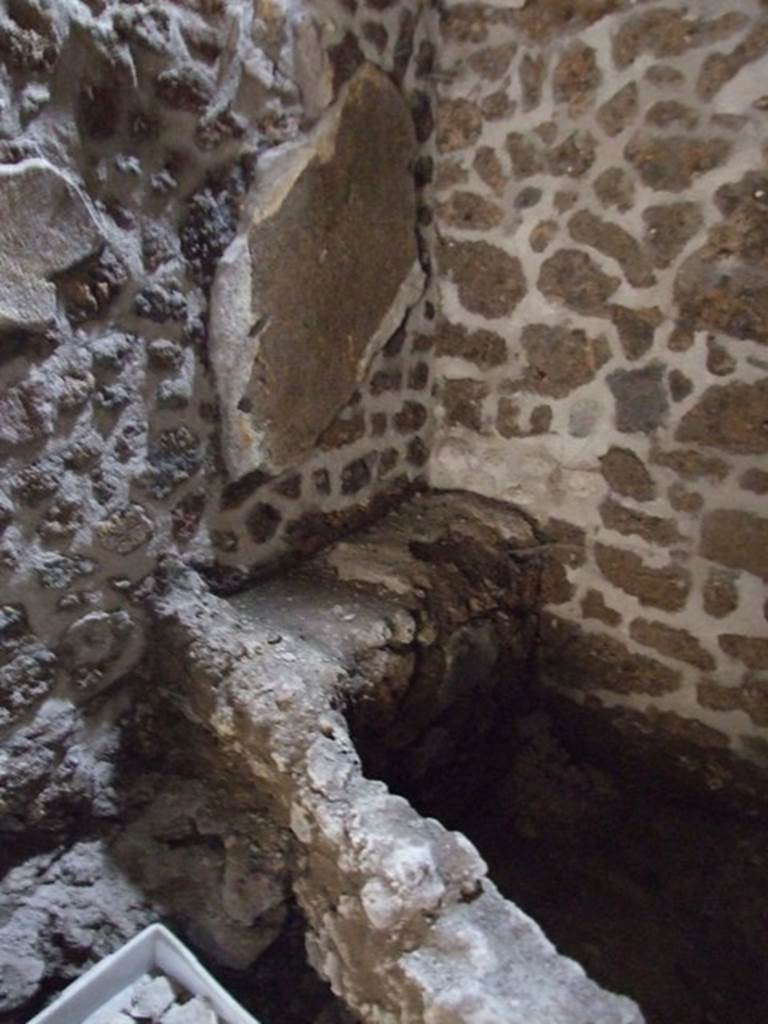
left=428, top=0, right=768, bottom=789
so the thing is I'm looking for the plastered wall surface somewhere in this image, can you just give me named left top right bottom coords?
left=429, top=0, right=768, bottom=774
left=0, top=0, right=438, bottom=833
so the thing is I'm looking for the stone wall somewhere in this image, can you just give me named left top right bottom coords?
left=0, top=0, right=437, bottom=835
left=428, top=0, right=768, bottom=782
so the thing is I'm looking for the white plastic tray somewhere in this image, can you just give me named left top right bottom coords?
left=27, top=924, right=261, bottom=1024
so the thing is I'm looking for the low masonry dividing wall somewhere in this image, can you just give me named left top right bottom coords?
left=148, top=492, right=643, bottom=1024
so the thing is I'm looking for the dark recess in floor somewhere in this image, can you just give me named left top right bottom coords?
left=365, top=704, right=768, bottom=1024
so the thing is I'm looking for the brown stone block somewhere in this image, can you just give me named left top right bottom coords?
left=630, top=618, right=715, bottom=670
left=701, top=509, right=768, bottom=581
left=677, top=380, right=768, bottom=454
left=539, top=613, right=681, bottom=695
left=595, top=542, right=691, bottom=611
left=599, top=446, right=656, bottom=502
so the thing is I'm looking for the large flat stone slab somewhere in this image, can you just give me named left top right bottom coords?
left=210, top=64, right=423, bottom=479
left=0, top=160, right=103, bottom=330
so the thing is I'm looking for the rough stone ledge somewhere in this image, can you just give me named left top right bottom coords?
left=149, top=494, right=643, bottom=1024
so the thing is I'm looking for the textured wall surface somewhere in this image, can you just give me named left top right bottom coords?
left=0, top=0, right=437, bottom=834
left=429, top=0, right=768, bottom=779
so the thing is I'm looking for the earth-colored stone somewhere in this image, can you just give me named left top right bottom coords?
left=435, top=321, right=507, bottom=368
left=596, top=82, right=638, bottom=137
left=95, top=505, right=154, bottom=555
left=547, top=130, right=596, bottom=178
left=650, top=447, right=728, bottom=480
left=519, top=324, right=611, bottom=398
left=569, top=209, right=655, bottom=288
left=610, top=305, right=663, bottom=360
left=0, top=160, right=103, bottom=329
left=539, top=614, right=681, bottom=695
left=436, top=98, right=483, bottom=153
left=702, top=569, right=740, bottom=619
left=700, top=509, right=768, bottom=582
left=468, top=42, right=517, bottom=81
left=436, top=191, right=503, bottom=230
left=553, top=41, right=601, bottom=115
left=625, top=134, right=731, bottom=193
left=209, top=65, right=421, bottom=478
left=698, top=680, right=768, bottom=728
left=613, top=10, right=749, bottom=69
left=600, top=498, right=681, bottom=546
left=643, top=202, right=704, bottom=267
left=506, top=132, right=544, bottom=179
left=442, top=378, right=489, bottom=432
left=473, top=146, right=506, bottom=194
left=519, top=52, right=546, bottom=111
left=676, top=380, right=768, bottom=454
left=441, top=239, right=526, bottom=319
left=595, top=543, right=691, bottom=611
left=593, top=167, right=635, bottom=212
left=740, top=468, right=768, bottom=495
left=630, top=618, right=715, bottom=671
left=719, top=635, right=768, bottom=670
left=607, top=363, right=669, bottom=433
left=538, top=248, right=620, bottom=314
left=581, top=588, right=622, bottom=627
left=599, top=446, right=655, bottom=501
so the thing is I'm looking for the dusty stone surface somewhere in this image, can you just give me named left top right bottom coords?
left=210, top=63, right=424, bottom=478
left=0, top=160, right=103, bottom=329
left=148, top=493, right=643, bottom=1024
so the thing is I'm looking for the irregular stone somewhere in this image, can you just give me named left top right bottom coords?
left=95, top=504, right=154, bottom=555
left=608, top=363, right=668, bottom=433
left=529, top=220, right=558, bottom=253
left=546, top=130, right=596, bottom=178
left=676, top=380, right=768, bottom=454
left=539, top=614, right=680, bottom=695
left=246, top=503, right=281, bottom=544
left=210, top=66, right=421, bottom=478
left=596, top=82, right=638, bottom=137
left=600, top=446, right=655, bottom=501
left=644, top=64, right=686, bottom=87
left=519, top=52, right=546, bottom=111
left=706, top=339, right=736, bottom=377
left=553, top=41, right=601, bottom=115
left=625, top=134, right=731, bottom=192
left=643, top=202, right=704, bottom=267
left=473, top=146, right=506, bottom=194
left=435, top=321, right=507, bottom=368
left=697, top=19, right=768, bottom=100
left=668, top=370, right=693, bottom=402
left=700, top=510, right=768, bottom=582
left=436, top=98, right=483, bottom=153
left=0, top=642, right=57, bottom=728
left=580, top=588, right=622, bottom=627
left=593, top=167, right=635, bottom=212
left=0, top=378, right=56, bottom=448
left=613, top=10, right=749, bottom=69
left=595, top=543, right=691, bottom=611
left=650, top=447, right=728, bottom=480
left=393, top=401, right=427, bottom=434
left=441, top=239, right=526, bottom=318
left=436, top=191, right=503, bottom=230
left=60, top=611, right=134, bottom=669
left=0, top=160, right=103, bottom=329
left=538, top=249, right=619, bottom=314
left=480, top=90, right=515, bottom=121
left=719, top=635, right=768, bottom=670
left=609, top=305, right=662, bottom=360
left=600, top=497, right=681, bottom=546
left=58, top=247, right=128, bottom=324
left=506, top=132, right=544, bottom=178
left=674, top=257, right=768, bottom=343
left=630, top=619, right=715, bottom=671
left=645, top=100, right=699, bottom=130
left=442, top=379, right=489, bottom=432
left=519, top=324, right=610, bottom=398
left=740, top=468, right=768, bottom=495
left=569, top=210, right=655, bottom=288
left=318, top=409, right=365, bottom=450
left=341, top=456, right=372, bottom=494
left=698, top=680, right=768, bottom=728
left=668, top=483, right=702, bottom=514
